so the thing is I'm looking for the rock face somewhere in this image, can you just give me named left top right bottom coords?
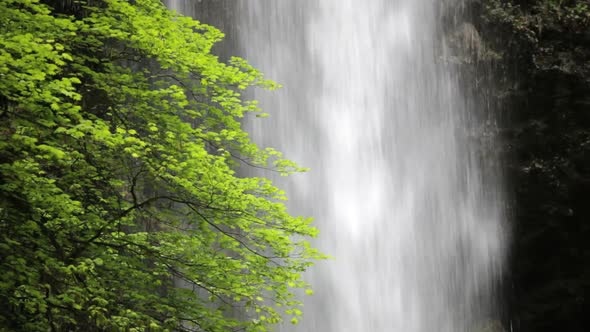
left=470, top=1, right=590, bottom=331
left=446, top=22, right=501, bottom=63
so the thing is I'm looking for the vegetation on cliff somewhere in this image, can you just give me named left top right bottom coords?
left=472, top=1, right=590, bottom=331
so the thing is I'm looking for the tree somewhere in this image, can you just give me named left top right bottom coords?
left=475, top=1, right=590, bottom=331
left=0, top=0, right=323, bottom=331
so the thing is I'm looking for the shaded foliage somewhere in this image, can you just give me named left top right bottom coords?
left=467, top=0, right=590, bottom=331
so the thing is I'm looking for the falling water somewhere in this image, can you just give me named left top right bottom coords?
left=168, top=1, right=506, bottom=331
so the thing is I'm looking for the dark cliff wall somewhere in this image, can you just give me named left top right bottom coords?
left=465, top=0, right=590, bottom=331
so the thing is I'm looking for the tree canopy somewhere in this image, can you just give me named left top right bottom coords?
left=0, top=0, right=323, bottom=331
left=472, top=1, right=590, bottom=331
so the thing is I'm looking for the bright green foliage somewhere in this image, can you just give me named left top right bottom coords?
left=0, top=0, right=323, bottom=331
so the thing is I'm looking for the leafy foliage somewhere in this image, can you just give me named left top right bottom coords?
left=483, top=0, right=590, bottom=76
left=0, top=0, right=323, bottom=331
left=474, top=1, right=590, bottom=331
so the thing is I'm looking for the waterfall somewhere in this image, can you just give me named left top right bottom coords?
left=167, top=1, right=507, bottom=331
